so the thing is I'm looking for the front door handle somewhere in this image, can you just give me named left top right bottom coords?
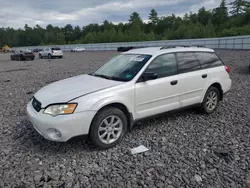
left=202, top=74, right=207, bottom=78
left=170, top=80, right=178, bottom=85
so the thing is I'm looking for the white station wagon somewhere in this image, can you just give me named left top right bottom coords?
left=27, top=46, right=232, bottom=149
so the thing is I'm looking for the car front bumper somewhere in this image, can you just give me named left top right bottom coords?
left=26, top=101, right=96, bottom=142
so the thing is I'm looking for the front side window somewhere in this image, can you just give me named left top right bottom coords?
left=145, top=53, right=177, bottom=78
left=176, top=52, right=201, bottom=73
left=194, top=52, right=223, bottom=69
left=91, top=54, right=152, bottom=82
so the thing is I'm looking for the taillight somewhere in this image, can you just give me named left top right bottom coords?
left=225, top=65, right=230, bottom=73
left=52, top=50, right=54, bottom=53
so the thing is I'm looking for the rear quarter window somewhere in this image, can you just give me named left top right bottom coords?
left=194, top=52, right=223, bottom=69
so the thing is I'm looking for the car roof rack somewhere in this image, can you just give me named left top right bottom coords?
left=160, top=45, right=205, bottom=50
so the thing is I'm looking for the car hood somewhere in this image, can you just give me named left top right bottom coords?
left=34, top=74, right=123, bottom=107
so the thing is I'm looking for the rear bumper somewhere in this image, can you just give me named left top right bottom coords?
left=51, top=53, right=63, bottom=57
left=223, top=78, right=232, bottom=94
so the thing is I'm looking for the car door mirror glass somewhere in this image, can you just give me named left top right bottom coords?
left=141, top=72, right=158, bottom=81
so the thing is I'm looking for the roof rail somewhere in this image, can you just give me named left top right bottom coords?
left=160, top=45, right=205, bottom=50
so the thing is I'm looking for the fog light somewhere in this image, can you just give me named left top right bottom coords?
left=47, top=128, right=62, bottom=139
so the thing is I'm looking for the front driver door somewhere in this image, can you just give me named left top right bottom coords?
left=135, top=53, right=181, bottom=119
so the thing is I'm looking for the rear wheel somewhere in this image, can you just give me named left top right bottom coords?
left=48, top=54, right=52, bottom=59
left=39, top=54, right=43, bottom=59
left=200, top=86, right=220, bottom=114
left=18, top=56, right=22, bottom=61
left=90, top=107, right=128, bottom=149
left=59, top=56, right=63, bottom=59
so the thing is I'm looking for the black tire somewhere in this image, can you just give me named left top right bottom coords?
left=31, top=57, right=35, bottom=60
left=18, top=56, right=22, bottom=61
left=39, top=54, right=43, bottom=59
left=59, top=56, right=63, bottom=59
left=48, top=54, right=52, bottom=59
left=89, top=107, right=128, bottom=149
left=10, top=56, right=13, bottom=60
left=200, top=86, right=220, bottom=114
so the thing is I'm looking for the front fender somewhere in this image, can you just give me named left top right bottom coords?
left=90, top=96, right=134, bottom=115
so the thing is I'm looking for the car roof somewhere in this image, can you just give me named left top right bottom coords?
left=122, top=46, right=214, bottom=56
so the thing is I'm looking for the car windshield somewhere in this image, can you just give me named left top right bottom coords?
left=91, top=54, right=152, bottom=82
left=20, top=49, right=31, bottom=52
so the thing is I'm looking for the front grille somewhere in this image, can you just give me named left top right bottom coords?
left=32, top=97, right=42, bottom=112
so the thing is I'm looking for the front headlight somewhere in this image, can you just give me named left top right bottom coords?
left=44, top=103, right=77, bottom=116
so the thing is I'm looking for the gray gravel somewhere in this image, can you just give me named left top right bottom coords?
left=0, top=50, right=250, bottom=188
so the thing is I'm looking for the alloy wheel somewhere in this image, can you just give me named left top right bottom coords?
left=98, top=115, right=123, bottom=144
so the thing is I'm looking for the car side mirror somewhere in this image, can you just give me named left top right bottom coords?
left=141, top=72, right=158, bottom=82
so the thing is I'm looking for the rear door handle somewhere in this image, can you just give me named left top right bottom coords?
left=170, top=80, right=178, bottom=85
left=202, top=74, right=207, bottom=78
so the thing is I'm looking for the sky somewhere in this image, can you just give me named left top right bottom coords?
left=0, top=0, right=235, bottom=29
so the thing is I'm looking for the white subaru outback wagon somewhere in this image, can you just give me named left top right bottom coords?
left=27, top=46, right=231, bottom=149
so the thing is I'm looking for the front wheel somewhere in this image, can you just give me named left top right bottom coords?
left=200, top=86, right=220, bottom=114
left=89, top=107, right=128, bottom=149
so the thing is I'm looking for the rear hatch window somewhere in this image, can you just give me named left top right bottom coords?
left=52, top=47, right=61, bottom=51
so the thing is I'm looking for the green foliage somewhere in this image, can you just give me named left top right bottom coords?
left=149, top=9, right=159, bottom=25
left=2, top=0, right=250, bottom=47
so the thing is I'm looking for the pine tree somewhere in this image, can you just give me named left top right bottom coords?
left=148, top=9, right=159, bottom=25
left=129, top=12, right=143, bottom=25
left=230, top=0, right=248, bottom=16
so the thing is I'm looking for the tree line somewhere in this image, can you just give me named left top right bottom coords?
left=0, top=0, right=250, bottom=47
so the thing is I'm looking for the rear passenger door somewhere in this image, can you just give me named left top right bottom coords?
left=176, top=52, right=208, bottom=107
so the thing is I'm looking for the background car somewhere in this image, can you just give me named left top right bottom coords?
left=117, top=46, right=146, bottom=52
left=71, top=47, right=86, bottom=52
left=10, top=49, right=35, bottom=61
left=33, top=48, right=43, bottom=53
left=39, top=47, right=63, bottom=59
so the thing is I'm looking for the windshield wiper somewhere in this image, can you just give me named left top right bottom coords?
left=91, top=74, right=112, bottom=80
left=90, top=73, right=127, bottom=82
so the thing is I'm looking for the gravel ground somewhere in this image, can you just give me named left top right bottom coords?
left=0, top=50, right=250, bottom=188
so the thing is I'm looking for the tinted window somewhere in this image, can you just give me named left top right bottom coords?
left=146, top=53, right=177, bottom=78
left=194, top=52, right=223, bottom=69
left=176, top=52, right=201, bottom=73
left=52, top=47, right=61, bottom=50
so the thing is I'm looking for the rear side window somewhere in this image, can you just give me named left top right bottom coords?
left=52, top=47, right=61, bottom=50
left=194, top=52, right=223, bottom=69
left=176, top=52, right=201, bottom=74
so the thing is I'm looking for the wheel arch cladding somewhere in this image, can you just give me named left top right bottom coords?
left=92, top=103, right=134, bottom=131
left=210, top=82, right=223, bottom=101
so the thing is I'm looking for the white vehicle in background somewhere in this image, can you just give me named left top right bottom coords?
left=39, top=47, right=63, bottom=59
left=71, top=47, right=86, bottom=52
left=27, top=46, right=231, bottom=149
